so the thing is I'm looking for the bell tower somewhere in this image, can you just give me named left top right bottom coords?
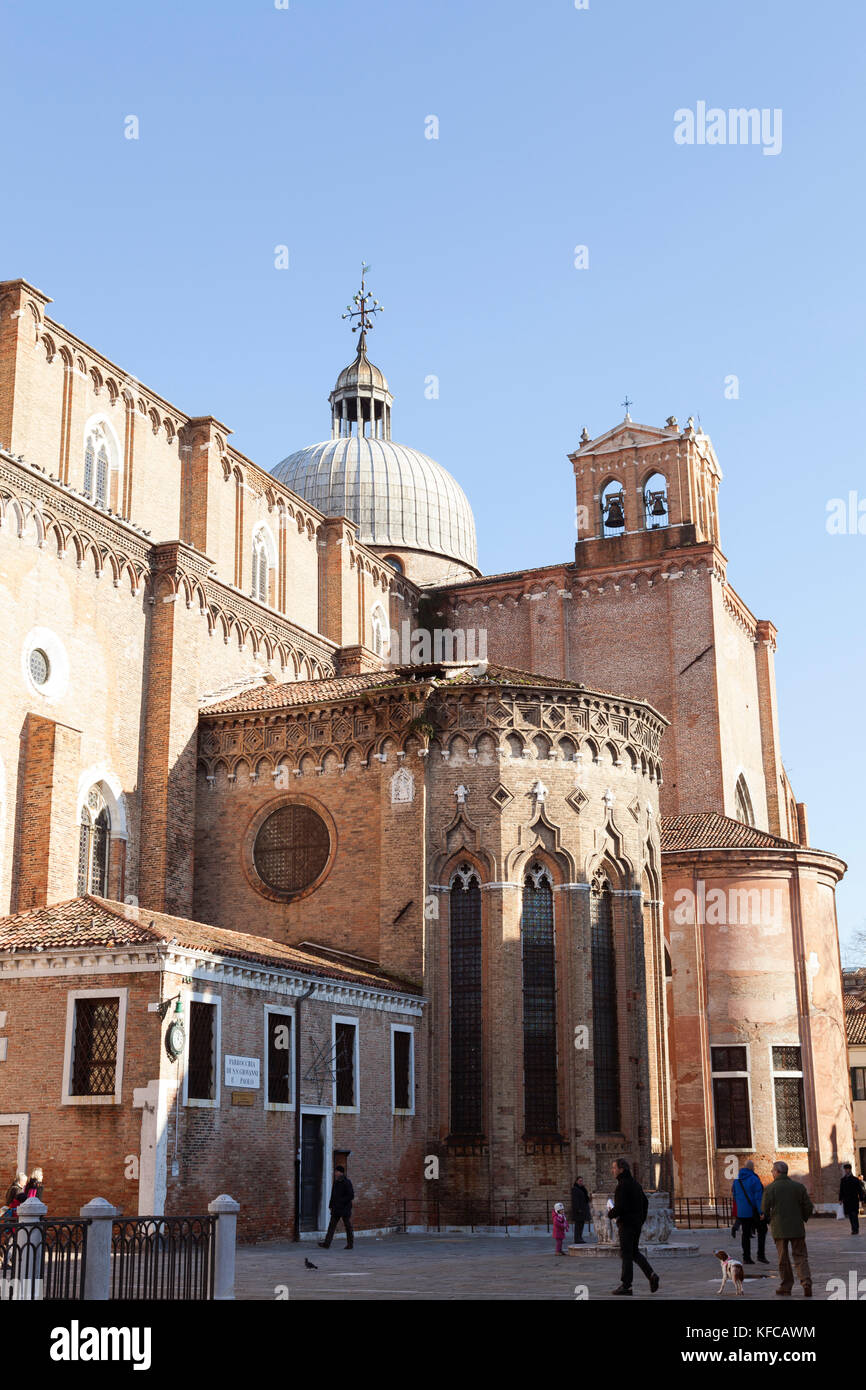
left=571, top=411, right=721, bottom=569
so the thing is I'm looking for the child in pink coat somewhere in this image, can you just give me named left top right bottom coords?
left=553, top=1202, right=569, bottom=1255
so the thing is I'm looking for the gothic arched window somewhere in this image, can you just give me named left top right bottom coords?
left=591, top=876, right=620, bottom=1133
left=78, top=787, right=111, bottom=896
left=251, top=525, right=275, bottom=605
left=521, top=863, right=558, bottom=1136
left=734, top=774, right=754, bottom=826
left=371, top=605, right=388, bottom=659
left=449, top=865, right=483, bottom=1135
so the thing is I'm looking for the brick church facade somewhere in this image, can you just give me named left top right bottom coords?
left=0, top=275, right=854, bottom=1235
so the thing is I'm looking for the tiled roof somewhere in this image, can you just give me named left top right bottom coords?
left=846, top=1000, right=866, bottom=1046
left=0, top=895, right=421, bottom=994
left=201, top=670, right=402, bottom=715
left=661, top=812, right=801, bottom=853
left=200, top=661, right=646, bottom=717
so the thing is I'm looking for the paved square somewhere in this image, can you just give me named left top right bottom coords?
left=236, top=1221, right=866, bottom=1301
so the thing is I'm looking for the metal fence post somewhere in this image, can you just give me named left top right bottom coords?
left=208, top=1194, right=239, bottom=1301
left=80, top=1198, right=119, bottom=1301
left=16, top=1196, right=47, bottom=1299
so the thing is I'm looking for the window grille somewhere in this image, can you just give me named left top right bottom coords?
left=591, top=879, right=620, bottom=1133
left=267, top=1013, right=292, bottom=1104
left=393, top=1030, right=412, bottom=1111
left=77, top=814, right=91, bottom=895
left=852, top=1067, right=866, bottom=1102
left=84, top=441, right=94, bottom=496
left=450, top=871, right=483, bottom=1134
left=71, top=996, right=119, bottom=1095
left=711, top=1046, right=748, bottom=1073
left=712, top=1077, right=752, bottom=1148
left=521, top=868, right=558, bottom=1136
left=334, top=1022, right=356, bottom=1107
left=774, top=1077, right=807, bottom=1147
left=187, top=1002, right=216, bottom=1101
left=253, top=804, right=330, bottom=895
left=772, top=1046, right=806, bottom=1146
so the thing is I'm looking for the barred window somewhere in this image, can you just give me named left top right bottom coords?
left=522, top=865, right=558, bottom=1137
left=772, top=1045, right=807, bottom=1147
left=71, top=996, right=119, bottom=1096
left=334, top=1021, right=357, bottom=1108
left=392, top=1028, right=413, bottom=1113
left=267, top=1012, right=293, bottom=1105
left=852, top=1067, right=866, bottom=1102
left=84, top=441, right=95, bottom=497
left=187, top=1001, right=216, bottom=1101
left=252, top=804, right=330, bottom=897
left=711, top=1045, right=752, bottom=1148
left=591, top=878, right=620, bottom=1133
left=450, top=868, right=483, bottom=1135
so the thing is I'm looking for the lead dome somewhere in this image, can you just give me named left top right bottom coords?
left=271, top=281, right=478, bottom=583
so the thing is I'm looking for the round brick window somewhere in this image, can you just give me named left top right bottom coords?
left=252, top=803, right=331, bottom=896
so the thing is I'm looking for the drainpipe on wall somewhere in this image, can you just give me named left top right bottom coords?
left=292, top=982, right=316, bottom=1242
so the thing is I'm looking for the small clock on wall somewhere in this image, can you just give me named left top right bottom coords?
left=165, top=1018, right=186, bottom=1061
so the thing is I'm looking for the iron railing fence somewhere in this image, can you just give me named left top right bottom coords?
left=0, top=1217, right=89, bottom=1300
left=110, top=1215, right=215, bottom=1300
left=393, top=1198, right=583, bottom=1233
left=674, top=1197, right=734, bottom=1229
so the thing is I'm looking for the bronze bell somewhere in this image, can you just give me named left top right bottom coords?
left=649, top=492, right=667, bottom=517
left=604, top=495, right=625, bottom=529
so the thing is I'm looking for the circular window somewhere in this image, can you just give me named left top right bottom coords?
left=29, top=649, right=50, bottom=685
left=252, top=803, right=331, bottom=896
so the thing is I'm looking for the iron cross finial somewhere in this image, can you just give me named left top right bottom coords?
left=622, top=395, right=632, bottom=416
left=342, top=263, right=384, bottom=338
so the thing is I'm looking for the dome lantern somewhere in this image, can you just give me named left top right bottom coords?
left=331, top=266, right=392, bottom=441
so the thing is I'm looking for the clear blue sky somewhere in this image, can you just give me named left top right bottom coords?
left=4, top=0, right=864, bottom=954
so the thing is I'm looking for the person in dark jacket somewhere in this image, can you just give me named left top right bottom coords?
left=732, top=1161, right=768, bottom=1264
left=318, top=1165, right=355, bottom=1250
left=761, top=1160, right=813, bottom=1297
left=839, top=1163, right=866, bottom=1235
left=571, top=1177, right=591, bottom=1244
left=609, top=1159, right=660, bottom=1296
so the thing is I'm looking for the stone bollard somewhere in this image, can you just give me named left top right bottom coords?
left=80, top=1198, right=121, bottom=1301
left=15, top=1196, right=47, bottom=1299
left=208, top=1194, right=240, bottom=1301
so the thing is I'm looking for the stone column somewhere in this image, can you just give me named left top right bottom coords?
left=208, top=1194, right=240, bottom=1300
left=80, top=1197, right=120, bottom=1301
left=15, top=1195, right=47, bottom=1299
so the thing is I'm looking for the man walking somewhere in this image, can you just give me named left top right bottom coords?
left=610, top=1159, right=659, bottom=1296
left=318, top=1165, right=354, bottom=1250
left=571, top=1176, right=591, bottom=1244
left=732, top=1160, right=769, bottom=1264
left=761, top=1160, right=813, bottom=1297
left=839, top=1163, right=866, bottom=1235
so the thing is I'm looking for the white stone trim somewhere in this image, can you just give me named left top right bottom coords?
left=332, top=1014, right=360, bottom=1114
left=181, top=990, right=221, bottom=1109
left=300, top=1105, right=333, bottom=1234
left=76, top=767, right=129, bottom=840
left=0, top=948, right=425, bottom=1015
left=390, top=1023, right=415, bottom=1117
left=0, top=1113, right=29, bottom=1175
left=61, top=987, right=128, bottom=1106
